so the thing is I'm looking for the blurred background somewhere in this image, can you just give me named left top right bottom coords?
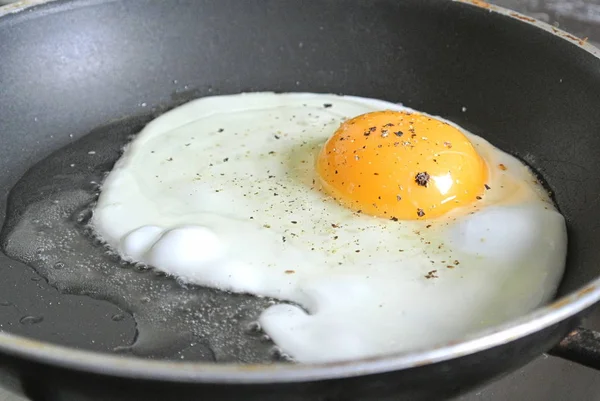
left=500, top=0, right=600, bottom=46
left=1, top=0, right=600, bottom=400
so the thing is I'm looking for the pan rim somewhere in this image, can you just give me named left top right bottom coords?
left=0, top=0, right=599, bottom=384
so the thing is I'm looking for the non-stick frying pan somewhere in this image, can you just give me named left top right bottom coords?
left=2, top=0, right=600, bottom=400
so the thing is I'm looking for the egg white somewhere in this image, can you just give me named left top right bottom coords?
left=92, top=93, right=567, bottom=363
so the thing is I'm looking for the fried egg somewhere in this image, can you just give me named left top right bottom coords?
left=92, top=93, right=567, bottom=363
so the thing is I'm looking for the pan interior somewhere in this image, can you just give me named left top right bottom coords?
left=1, top=0, right=600, bottom=362
left=0, top=112, right=294, bottom=363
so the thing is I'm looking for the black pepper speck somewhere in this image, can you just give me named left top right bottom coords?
left=415, top=172, right=430, bottom=187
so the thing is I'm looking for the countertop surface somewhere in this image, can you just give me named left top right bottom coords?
left=2, top=0, right=600, bottom=400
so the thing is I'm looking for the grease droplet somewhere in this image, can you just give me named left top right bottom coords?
left=245, top=321, right=262, bottom=334
left=113, top=345, right=133, bottom=354
left=111, top=313, right=125, bottom=322
left=20, top=316, right=44, bottom=325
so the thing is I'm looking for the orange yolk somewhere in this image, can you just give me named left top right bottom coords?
left=316, top=110, right=488, bottom=220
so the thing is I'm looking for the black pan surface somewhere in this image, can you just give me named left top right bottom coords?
left=2, top=0, right=600, bottom=400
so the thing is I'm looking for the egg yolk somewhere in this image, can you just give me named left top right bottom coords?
left=316, top=110, right=488, bottom=220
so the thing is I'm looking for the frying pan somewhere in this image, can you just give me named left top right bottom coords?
left=2, top=0, right=600, bottom=400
